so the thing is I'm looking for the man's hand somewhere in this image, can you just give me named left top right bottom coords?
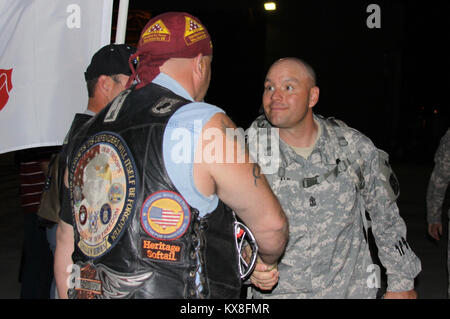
left=384, top=289, right=417, bottom=299
left=428, top=223, right=442, bottom=241
left=249, top=256, right=279, bottom=291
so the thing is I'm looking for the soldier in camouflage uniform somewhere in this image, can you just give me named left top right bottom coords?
left=246, top=57, right=421, bottom=298
left=426, top=128, right=450, bottom=297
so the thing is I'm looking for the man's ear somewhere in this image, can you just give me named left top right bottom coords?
left=96, top=75, right=112, bottom=96
left=309, top=86, right=320, bottom=108
left=193, top=53, right=205, bottom=78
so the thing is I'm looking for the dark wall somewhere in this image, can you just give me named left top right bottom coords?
left=262, top=0, right=449, bottom=161
left=197, top=8, right=267, bottom=129
left=125, top=0, right=268, bottom=129
left=126, top=0, right=450, bottom=163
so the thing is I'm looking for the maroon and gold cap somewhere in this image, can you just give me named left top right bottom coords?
left=128, top=12, right=213, bottom=88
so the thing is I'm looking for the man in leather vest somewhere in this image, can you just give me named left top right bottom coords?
left=46, top=43, right=135, bottom=298
left=57, top=43, right=137, bottom=192
left=55, top=12, right=288, bottom=299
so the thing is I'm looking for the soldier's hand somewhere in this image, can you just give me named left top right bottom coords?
left=250, top=256, right=279, bottom=291
left=384, top=289, right=417, bottom=299
left=428, top=223, right=442, bottom=241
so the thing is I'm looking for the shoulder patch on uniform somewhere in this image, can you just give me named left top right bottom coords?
left=140, top=191, right=191, bottom=241
left=378, top=149, right=400, bottom=200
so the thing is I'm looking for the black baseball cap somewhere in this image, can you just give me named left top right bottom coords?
left=84, top=44, right=137, bottom=81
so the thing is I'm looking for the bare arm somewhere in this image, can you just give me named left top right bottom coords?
left=54, top=219, right=74, bottom=299
left=193, top=113, right=288, bottom=265
left=54, top=168, right=74, bottom=299
left=384, top=290, right=417, bottom=299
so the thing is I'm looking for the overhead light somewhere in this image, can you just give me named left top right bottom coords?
left=264, top=2, right=276, bottom=11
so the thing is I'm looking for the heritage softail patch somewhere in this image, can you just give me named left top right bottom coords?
left=69, top=132, right=138, bottom=258
left=141, top=238, right=183, bottom=263
left=140, top=191, right=190, bottom=241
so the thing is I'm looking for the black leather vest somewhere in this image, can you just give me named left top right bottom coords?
left=58, top=113, right=93, bottom=199
left=65, top=83, right=241, bottom=299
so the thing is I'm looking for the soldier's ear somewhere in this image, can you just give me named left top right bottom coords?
left=309, top=86, right=320, bottom=108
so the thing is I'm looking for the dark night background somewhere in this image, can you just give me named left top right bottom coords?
left=116, top=0, right=450, bottom=164
left=0, top=1, right=448, bottom=300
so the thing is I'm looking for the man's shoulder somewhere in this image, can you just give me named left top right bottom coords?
left=435, top=127, right=450, bottom=164
left=317, top=115, right=380, bottom=164
left=63, top=113, right=94, bottom=146
left=169, top=101, right=226, bottom=124
left=439, top=127, right=450, bottom=149
left=247, top=114, right=271, bottom=130
left=320, top=115, right=375, bottom=148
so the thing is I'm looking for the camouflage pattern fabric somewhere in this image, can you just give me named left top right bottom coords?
left=247, top=114, right=421, bottom=299
left=426, top=128, right=450, bottom=296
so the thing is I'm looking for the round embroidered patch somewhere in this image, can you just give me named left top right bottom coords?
left=69, top=132, right=138, bottom=258
left=140, top=191, right=191, bottom=241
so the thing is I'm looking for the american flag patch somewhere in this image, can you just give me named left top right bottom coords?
left=149, top=207, right=182, bottom=228
left=141, top=191, right=191, bottom=240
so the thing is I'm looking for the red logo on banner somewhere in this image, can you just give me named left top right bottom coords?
left=0, top=69, right=13, bottom=111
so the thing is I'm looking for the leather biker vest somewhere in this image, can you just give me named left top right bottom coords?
left=65, top=83, right=241, bottom=299
left=58, top=113, right=93, bottom=199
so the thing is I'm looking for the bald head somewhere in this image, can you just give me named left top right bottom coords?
left=269, top=57, right=317, bottom=87
left=262, top=57, right=320, bottom=135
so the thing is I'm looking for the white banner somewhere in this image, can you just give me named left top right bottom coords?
left=0, top=0, right=113, bottom=154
